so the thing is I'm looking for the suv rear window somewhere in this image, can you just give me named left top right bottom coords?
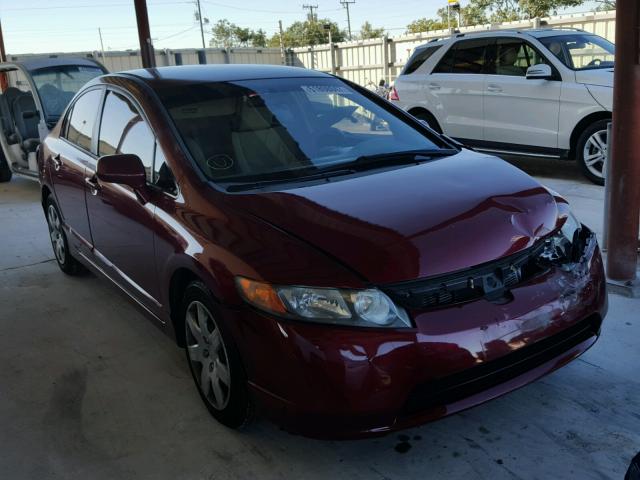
left=433, top=39, right=488, bottom=74
left=403, top=45, right=442, bottom=75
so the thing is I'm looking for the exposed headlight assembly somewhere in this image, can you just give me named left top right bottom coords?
left=236, top=277, right=411, bottom=328
left=541, top=212, right=585, bottom=265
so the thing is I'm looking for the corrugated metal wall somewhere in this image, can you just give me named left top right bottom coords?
left=6, top=9, right=615, bottom=88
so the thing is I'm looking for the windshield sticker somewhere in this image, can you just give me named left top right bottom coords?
left=301, top=85, right=352, bottom=95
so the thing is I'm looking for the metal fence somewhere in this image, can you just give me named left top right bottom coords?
left=5, top=9, right=615, bottom=88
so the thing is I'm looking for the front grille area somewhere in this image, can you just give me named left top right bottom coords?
left=382, top=241, right=549, bottom=310
left=401, top=314, right=602, bottom=416
left=383, top=226, right=596, bottom=311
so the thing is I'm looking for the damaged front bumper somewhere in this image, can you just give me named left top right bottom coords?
left=229, top=230, right=606, bottom=439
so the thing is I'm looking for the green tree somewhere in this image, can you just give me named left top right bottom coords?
left=210, top=19, right=236, bottom=48
left=593, top=0, right=615, bottom=10
left=518, top=0, right=581, bottom=18
left=233, top=26, right=252, bottom=46
left=210, top=20, right=268, bottom=48
left=406, top=17, right=447, bottom=33
left=359, top=21, right=385, bottom=39
left=407, top=0, right=584, bottom=33
left=250, top=29, right=267, bottom=47
left=270, top=19, right=346, bottom=48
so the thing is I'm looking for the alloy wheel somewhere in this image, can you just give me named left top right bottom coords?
left=47, top=205, right=66, bottom=264
left=582, top=129, right=608, bottom=180
left=185, top=301, right=231, bottom=410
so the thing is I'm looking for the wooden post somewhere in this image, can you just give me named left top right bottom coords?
left=605, top=0, right=640, bottom=281
left=134, top=0, right=156, bottom=68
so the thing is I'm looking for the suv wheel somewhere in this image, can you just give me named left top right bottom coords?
left=182, top=281, right=252, bottom=429
left=45, top=196, right=83, bottom=275
left=411, top=110, right=442, bottom=134
left=0, top=150, right=12, bottom=183
left=577, top=120, right=609, bottom=185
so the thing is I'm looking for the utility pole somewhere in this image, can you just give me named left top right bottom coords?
left=195, top=0, right=206, bottom=49
left=278, top=20, right=286, bottom=65
left=340, top=0, right=355, bottom=41
left=98, top=28, right=106, bottom=65
left=134, top=0, right=156, bottom=68
left=303, top=4, right=318, bottom=22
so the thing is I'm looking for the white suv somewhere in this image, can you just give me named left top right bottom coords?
left=390, top=28, right=614, bottom=184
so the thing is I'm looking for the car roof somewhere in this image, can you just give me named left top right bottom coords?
left=2, top=56, right=107, bottom=73
left=117, top=64, right=330, bottom=87
left=413, top=28, right=594, bottom=51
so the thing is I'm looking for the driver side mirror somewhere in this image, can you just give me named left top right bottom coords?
left=526, top=64, right=553, bottom=80
left=96, top=154, right=150, bottom=202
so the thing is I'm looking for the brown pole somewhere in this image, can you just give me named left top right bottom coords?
left=134, top=0, right=156, bottom=68
left=0, top=19, right=8, bottom=92
left=0, top=19, right=6, bottom=62
left=605, top=0, right=640, bottom=281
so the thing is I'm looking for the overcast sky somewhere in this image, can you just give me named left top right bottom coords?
left=0, top=0, right=606, bottom=54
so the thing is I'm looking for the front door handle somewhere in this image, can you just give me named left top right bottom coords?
left=85, top=176, right=101, bottom=196
left=51, top=153, right=62, bottom=171
left=487, top=84, right=503, bottom=93
left=428, top=83, right=441, bottom=91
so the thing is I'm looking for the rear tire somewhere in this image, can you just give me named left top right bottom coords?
left=182, top=281, right=253, bottom=429
left=411, top=109, right=442, bottom=134
left=45, top=195, right=83, bottom=275
left=0, top=150, right=12, bottom=183
left=576, top=119, right=609, bottom=186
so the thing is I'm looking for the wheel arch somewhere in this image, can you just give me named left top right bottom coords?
left=41, top=184, right=53, bottom=210
left=407, top=106, right=443, bottom=133
left=166, top=260, right=226, bottom=348
left=569, top=111, right=611, bottom=159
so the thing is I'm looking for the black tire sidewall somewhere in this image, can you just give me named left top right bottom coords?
left=0, top=151, right=12, bottom=183
left=413, top=110, right=442, bottom=134
left=45, top=196, right=80, bottom=275
left=577, top=119, right=609, bottom=186
left=181, top=281, right=251, bottom=429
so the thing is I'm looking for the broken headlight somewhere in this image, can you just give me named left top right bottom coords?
left=541, top=212, right=583, bottom=265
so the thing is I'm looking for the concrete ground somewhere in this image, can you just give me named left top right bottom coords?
left=1, top=158, right=638, bottom=480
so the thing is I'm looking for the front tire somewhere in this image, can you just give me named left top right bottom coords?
left=45, top=196, right=83, bottom=275
left=182, top=281, right=252, bottom=429
left=576, top=119, right=609, bottom=185
left=411, top=110, right=442, bottom=134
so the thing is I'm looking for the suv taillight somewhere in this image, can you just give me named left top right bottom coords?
left=389, top=86, right=400, bottom=101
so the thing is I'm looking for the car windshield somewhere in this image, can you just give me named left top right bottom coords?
left=156, top=76, right=449, bottom=185
left=539, top=34, right=615, bottom=70
left=31, top=65, right=104, bottom=119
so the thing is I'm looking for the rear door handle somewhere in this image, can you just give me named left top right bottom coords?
left=487, top=84, right=503, bottom=93
left=84, top=175, right=101, bottom=195
left=51, top=153, right=62, bottom=171
left=428, top=83, right=441, bottom=91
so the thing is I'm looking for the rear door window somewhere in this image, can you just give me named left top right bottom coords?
left=65, top=89, right=103, bottom=153
left=433, top=39, right=489, bottom=74
left=403, top=45, right=442, bottom=75
left=98, top=90, right=155, bottom=180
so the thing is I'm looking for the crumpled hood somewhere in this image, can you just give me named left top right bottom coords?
left=225, top=152, right=560, bottom=284
left=575, top=68, right=614, bottom=88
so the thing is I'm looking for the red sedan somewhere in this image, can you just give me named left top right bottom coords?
left=38, top=65, right=607, bottom=438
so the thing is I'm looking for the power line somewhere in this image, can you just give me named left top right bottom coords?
left=0, top=1, right=191, bottom=11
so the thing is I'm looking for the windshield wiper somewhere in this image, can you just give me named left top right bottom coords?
left=224, top=168, right=355, bottom=192
left=320, top=148, right=459, bottom=174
